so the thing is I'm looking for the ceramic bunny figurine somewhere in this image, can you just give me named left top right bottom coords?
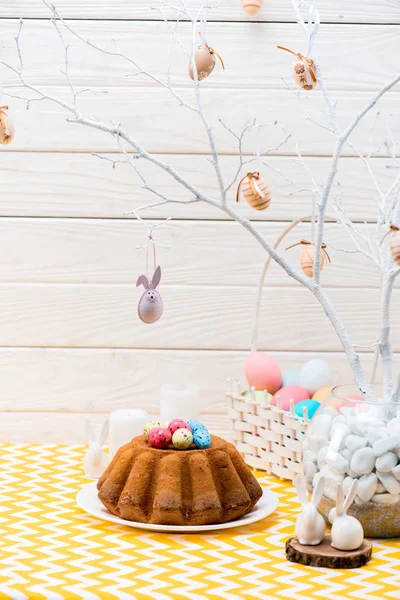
left=295, top=474, right=326, bottom=545
left=136, top=266, right=163, bottom=324
left=331, top=479, right=364, bottom=551
left=83, top=419, right=110, bottom=479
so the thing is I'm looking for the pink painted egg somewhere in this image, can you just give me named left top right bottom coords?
left=148, top=427, right=172, bottom=449
left=168, top=419, right=191, bottom=435
left=244, top=352, right=282, bottom=393
left=272, top=385, right=311, bottom=411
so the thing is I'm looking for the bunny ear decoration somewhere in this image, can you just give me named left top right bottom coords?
left=151, top=266, right=162, bottom=289
left=99, top=419, right=109, bottom=446
left=85, top=418, right=95, bottom=443
left=343, top=479, right=359, bottom=514
left=136, top=274, right=150, bottom=289
left=336, top=482, right=345, bottom=516
left=295, top=474, right=308, bottom=505
left=311, top=475, right=325, bottom=507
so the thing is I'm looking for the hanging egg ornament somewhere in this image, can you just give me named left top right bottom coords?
left=0, top=106, right=14, bottom=145
left=188, top=43, right=224, bottom=82
left=277, top=46, right=318, bottom=91
left=237, top=172, right=271, bottom=211
left=286, top=240, right=331, bottom=278
left=292, top=56, right=317, bottom=91
left=241, top=0, right=263, bottom=15
left=136, top=265, right=163, bottom=324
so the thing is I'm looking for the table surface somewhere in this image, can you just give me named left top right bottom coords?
left=0, top=444, right=399, bottom=600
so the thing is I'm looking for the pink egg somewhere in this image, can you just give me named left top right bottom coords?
left=148, top=427, right=172, bottom=449
left=332, top=394, right=365, bottom=410
left=244, top=352, right=282, bottom=393
left=168, top=419, right=191, bottom=435
left=272, top=385, right=311, bottom=411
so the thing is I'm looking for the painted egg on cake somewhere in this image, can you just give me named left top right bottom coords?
left=168, top=419, right=191, bottom=435
left=193, top=427, right=211, bottom=449
left=244, top=351, right=282, bottom=393
left=148, top=427, right=172, bottom=449
left=142, top=420, right=162, bottom=439
left=172, top=428, right=194, bottom=449
left=271, top=385, right=311, bottom=411
left=187, top=420, right=206, bottom=433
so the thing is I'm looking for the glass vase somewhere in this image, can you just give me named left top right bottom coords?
left=303, top=384, right=400, bottom=538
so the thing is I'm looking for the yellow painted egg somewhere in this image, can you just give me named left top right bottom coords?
left=188, top=47, right=215, bottom=81
left=0, top=107, right=14, bottom=145
left=292, top=58, right=317, bottom=91
left=241, top=0, right=263, bottom=15
left=312, top=386, right=333, bottom=402
left=238, top=172, right=271, bottom=211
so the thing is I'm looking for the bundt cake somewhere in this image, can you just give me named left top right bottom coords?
left=97, top=434, right=263, bottom=525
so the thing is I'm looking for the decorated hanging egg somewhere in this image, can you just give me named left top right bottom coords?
left=189, top=46, right=215, bottom=81
left=148, top=427, right=172, bottom=449
left=193, top=427, right=211, bottom=449
left=294, top=399, right=320, bottom=420
left=168, top=419, right=191, bottom=435
left=0, top=106, right=14, bottom=145
left=391, top=229, right=400, bottom=265
left=172, top=428, right=193, bottom=449
left=300, top=243, right=325, bottom=277
left=237, top=172, right=271, bottom=211
left=312, top=386, right=333, bottom=402
left=143, top=420, right=162, bottom=439
left=271, top=385, right=310, bottom=411
left=292, top=56, right=317, bottom=91
left=282, top=369, right=300, bottom=387
left=241, top=0, right=263, bottom=15
left=300, top=359, right=333, bottom=396
left=244, top=352, right=282, bottom=393
left=187, top=420, right=206, bottom=433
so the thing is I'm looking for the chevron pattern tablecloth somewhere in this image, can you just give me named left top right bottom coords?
left=0, top=444, right=399, bottom=600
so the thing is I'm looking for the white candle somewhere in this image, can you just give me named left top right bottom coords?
left=108, top=409, right=149, bottom=459
left=160, top=384, right=201, bottom=424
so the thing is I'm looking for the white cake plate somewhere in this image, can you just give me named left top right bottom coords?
left=77, top=482, right=279, bottom=533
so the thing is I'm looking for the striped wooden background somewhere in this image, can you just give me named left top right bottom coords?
left=0, top=0, right=399, bottom=442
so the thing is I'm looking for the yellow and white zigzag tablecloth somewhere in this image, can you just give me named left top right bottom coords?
left=0, top=444, right=400, bottom=600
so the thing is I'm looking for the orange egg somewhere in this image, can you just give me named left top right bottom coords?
left=241, top=0, right=263, bottom=15
left=312, top=386, right=333, bottom=402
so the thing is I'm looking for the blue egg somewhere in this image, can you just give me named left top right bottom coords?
left=294, top=399, right=320, bottom=420
left=187, top=419, right=206, bottom=433
left=193, top=428, right=211, bottom=449
left=282, top=369, right=300, bottom=387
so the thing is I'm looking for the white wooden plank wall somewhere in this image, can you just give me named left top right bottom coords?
left=0, top=0, right=399, bottom=442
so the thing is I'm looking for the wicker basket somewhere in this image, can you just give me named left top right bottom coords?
left=228, top=379, right=310, bottom=482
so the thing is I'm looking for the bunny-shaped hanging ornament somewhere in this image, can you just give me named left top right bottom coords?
left=137, top=265, right=163, bottom=324
left=136, top=233, right=163, bottom=324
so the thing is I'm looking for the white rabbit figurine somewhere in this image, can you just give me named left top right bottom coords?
left=295, top=474, right=326, bottom=545
left=83, top=419, right=110, bottom=479
left=331, top=479, right=364, bottom=551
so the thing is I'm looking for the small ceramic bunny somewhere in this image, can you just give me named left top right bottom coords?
left=136, top=266, right=163, bottom=324
left=331, top=480, right=364, bottom=551
left=295, top=474, right=326, bottom=545
left=83, top=419, right=110, bottom=479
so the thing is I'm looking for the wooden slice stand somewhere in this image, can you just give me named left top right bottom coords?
left=286, top=535, right=372, bottom=569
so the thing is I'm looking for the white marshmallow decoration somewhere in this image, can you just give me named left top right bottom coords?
left=331, top=480, right=364, bottom=551
left=300, top=359, right=333, bottom=396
